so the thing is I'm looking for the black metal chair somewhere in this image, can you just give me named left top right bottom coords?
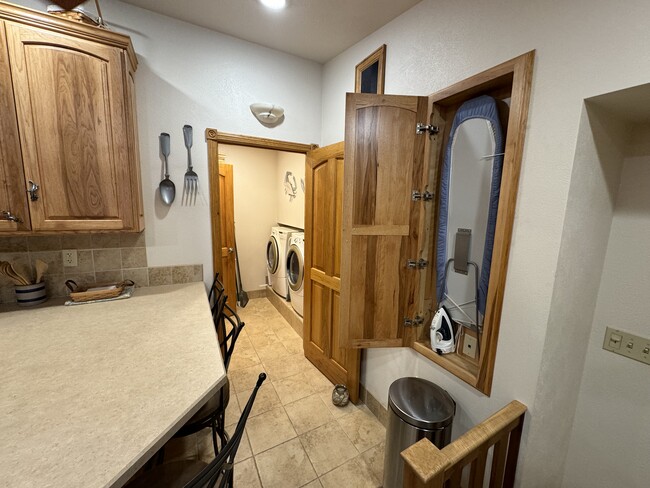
left=208, top=274, right=225, bottom=318
left=173, top=295, right=245, bottom=455
left=127, top=373, right=266, bottom=488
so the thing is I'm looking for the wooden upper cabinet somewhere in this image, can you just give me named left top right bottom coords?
left=0, top=2, right=143, bottom=233
left=0, top=21, right=30, bottom=231
left=6, top=24, right=135, bottom=231
left=340, top=94, right=431, bottom=348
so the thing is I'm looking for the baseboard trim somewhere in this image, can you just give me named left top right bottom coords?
left=245, top=289, right=266, bottom=299
left=265, top=286, right=303, bottom=338
left=359, top=383, right=389, bottom=428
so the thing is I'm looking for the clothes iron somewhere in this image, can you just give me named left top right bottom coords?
left=430, top=305, right=457, bottom=355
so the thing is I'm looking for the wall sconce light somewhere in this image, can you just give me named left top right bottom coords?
left=250, top=103, right=285, bottom=127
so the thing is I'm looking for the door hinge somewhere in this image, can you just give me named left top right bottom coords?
left=406, top=258, right=429, bottom=269
left=416, top=123, right=439, bottom=135
left=404, top=315, right=424, bottom=327
left=412, top=190, right=434, bottom=202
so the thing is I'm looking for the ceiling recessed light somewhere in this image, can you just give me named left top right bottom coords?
left=259, top=0, right=286, bottom=10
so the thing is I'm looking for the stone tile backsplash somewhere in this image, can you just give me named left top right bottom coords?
left=0, top=234, right=203, bottom=304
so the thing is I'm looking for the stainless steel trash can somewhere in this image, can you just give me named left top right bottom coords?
left=383, top=377, right=455, bottom=488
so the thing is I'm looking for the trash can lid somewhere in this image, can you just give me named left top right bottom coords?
left=388, top=377, right=455, bottom=430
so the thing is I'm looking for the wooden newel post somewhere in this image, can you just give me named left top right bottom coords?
left=401, top=438, right=449, bottom=488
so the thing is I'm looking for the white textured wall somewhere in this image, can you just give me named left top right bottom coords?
left=562, top=126, right=650, bottom=488
left=219, top=144, right=278, bottom=293
left=321, top=0, right=650, bottom=485
left=522, top=104, right=627, bottom=485
left=15, top=0, right=321, bottom=286
left=11, top=0, right=650, bottom=484
left=276, top=152, right=305, bottom=229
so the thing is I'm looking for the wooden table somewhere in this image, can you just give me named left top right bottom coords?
left=0, top=282, right=226, bottom=487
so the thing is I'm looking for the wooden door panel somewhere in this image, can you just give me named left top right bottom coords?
left=31, top=50, right=119, bottom=219
left=311, top=160, right=336, bottom=274
left=305, top=142, right=361, bottom=403
left=307, top=281, right=328, bottom=352
left=349, top=235, right=403, bottom=346
left=6, top=23, right=133, bottom=231
left=218, top=163, right=237, bottom=312
left=0, top=22, right=30, bottom=232
left=330, top=292, right=347, bottom=368
left=352, top=106, right=415, bottom=226
left=341, top=94, right=429, bottom=348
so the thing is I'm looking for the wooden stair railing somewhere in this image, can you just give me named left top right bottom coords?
left=401, top=400, right=527, bottom=488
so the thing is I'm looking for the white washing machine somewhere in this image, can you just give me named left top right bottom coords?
left=286, top=232, right=305, bottom=317
left=267, top=226, right=294, bottom=299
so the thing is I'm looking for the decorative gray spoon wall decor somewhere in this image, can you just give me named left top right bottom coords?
left=159, top=132, right=175, bottom=205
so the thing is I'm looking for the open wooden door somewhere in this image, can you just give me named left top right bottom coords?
left=340, top=93, right=433, bottom=348
left=218, top=163, right=237, bottom=313
left=304, top=142, right=361, bottom=403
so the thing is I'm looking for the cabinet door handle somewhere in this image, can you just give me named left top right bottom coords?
left=27, top=180, right=39, bottom=201
left=1, top=210, right=22, bottom=223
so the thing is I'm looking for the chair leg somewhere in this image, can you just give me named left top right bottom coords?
left=217, top=409, right=229, bottom=447
left=211, top=420, right=219, bottom=457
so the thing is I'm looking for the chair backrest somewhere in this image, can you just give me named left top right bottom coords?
left=186, top=373, right=267, bottom=488
left=216, top=302, right=245, bottom=371
left=208, top=274, right=225, bottom=317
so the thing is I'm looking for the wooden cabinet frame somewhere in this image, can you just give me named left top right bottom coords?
left=0, top=2, right=143, bottom=233
left=341, top=52, right=535, bottom=395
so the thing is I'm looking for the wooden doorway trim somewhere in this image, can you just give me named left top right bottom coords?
left=205, top=128, right=316, bottom=296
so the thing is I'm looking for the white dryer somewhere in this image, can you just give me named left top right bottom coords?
left=267, top=226, right=294, bottom=299
left=286, top=232, right=305, bottom=317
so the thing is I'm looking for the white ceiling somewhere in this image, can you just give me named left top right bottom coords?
left=120, top=0, right=422, bottom=63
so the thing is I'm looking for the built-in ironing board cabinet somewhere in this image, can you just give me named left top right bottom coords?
left=339, top=51, right=535, bottom=395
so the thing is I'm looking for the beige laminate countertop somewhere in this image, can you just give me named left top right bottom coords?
left=0, top=282, right=226, bottom=488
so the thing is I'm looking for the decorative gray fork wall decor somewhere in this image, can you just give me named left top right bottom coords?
left=182, top=125, right=198, bottom=205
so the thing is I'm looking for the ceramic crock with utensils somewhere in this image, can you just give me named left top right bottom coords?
left=1, top=259, right=49, bottom=306
left=15, top=282, right=47, bottom=306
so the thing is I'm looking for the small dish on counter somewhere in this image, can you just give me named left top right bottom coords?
left=65, top=279, right=135, bottom=305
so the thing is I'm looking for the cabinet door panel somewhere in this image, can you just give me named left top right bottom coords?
left=0, top=21, right=30, bottom=231
left=341, top=94, right=429, bottom=348
left=6, top=23, right=133, bottom=231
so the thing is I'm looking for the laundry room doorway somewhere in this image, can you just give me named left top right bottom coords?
left=206, top=130, right=361, bottom=402
left=207, top=131, right=312, bottom=304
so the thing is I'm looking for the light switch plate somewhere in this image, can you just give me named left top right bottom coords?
left=603, top=327, right=650, bottom=366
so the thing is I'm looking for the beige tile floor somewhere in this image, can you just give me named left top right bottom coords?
left=164, top=297, right=386, bottom=488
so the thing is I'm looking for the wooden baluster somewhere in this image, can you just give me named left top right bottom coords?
left=447, top=467, right=463, bottom=488
left=489, top=434, right=509, bottom=487
left=469, top=447, right=487, bottom=487
left=502, top=415, right=524, bottom=488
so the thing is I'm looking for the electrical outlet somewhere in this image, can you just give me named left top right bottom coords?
left=462, top=334, right=478, bottom=359
left=62, top=249, right=78, bottom=267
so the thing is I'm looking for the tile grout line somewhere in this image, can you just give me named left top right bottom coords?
left=230, top=297, right=383, bottom=488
